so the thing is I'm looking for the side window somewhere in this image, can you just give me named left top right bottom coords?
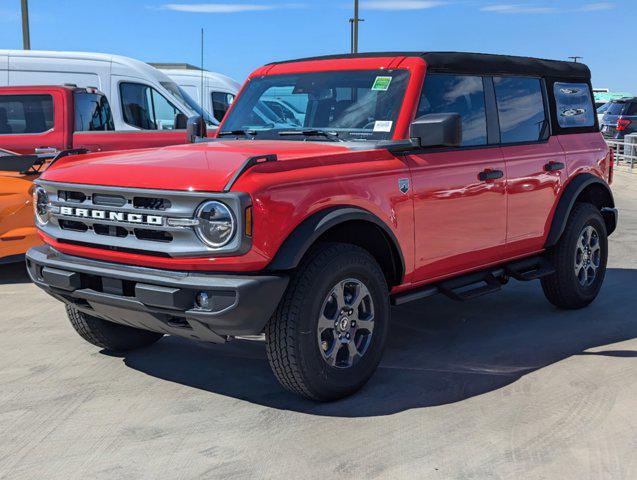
left=120, top=82, right=180, bottom=130
left=494, top=77, right=548, bottom=143
left=0, top=94, right=54, bottom=134
left=554, top=82, right=595, bottom=128
left=211, top=92, right=235, bottom=122
left=417, top=74, right=487, bottom=147
left=74, top=92, right=115, bottom=132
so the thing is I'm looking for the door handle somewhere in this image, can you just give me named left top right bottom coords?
left=478, top=169, right=504, bottom=181
left=544, top=161, right=565, bottom=172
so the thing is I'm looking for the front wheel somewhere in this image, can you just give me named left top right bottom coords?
left=265, top=243, right=390, bottom=401
left=541, top=203, right=608, bottom=309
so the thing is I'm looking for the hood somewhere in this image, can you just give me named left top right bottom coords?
left=39, top=141, right=355, bottom=192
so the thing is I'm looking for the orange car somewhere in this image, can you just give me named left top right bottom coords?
left=0, top=148, right=41, bottom=264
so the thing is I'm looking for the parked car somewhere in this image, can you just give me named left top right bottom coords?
left=153, top=64, right=240, bottom=123
left=26, top=52, right=616, bottom=401
left=597, top=101, right=610, bottom=126
left=0, top=86, right=193, bottom=264
left=0, top=49, right=216, bottom=131
left=601, top=97, right=637, bottom=139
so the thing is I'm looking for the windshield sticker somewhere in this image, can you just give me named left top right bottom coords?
left=373, top=120, right=393, bottom=132
left=371, top=76, right=392, bottom=91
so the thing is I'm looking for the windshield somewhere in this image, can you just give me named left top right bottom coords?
left=597, top=102, right=610, bottom=113
left=160, top=81, right=218, bottom=126
left=219, top=69, right=410, bottom=141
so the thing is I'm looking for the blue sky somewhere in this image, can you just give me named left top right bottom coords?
left=0, top=1, right=634, bottom=91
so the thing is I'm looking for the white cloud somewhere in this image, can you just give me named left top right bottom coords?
left=161, top=3, right=305, bottom=13
left=361, top=1, right=445, bottom=10
left=481, top=4, right=557, bottom=14
left=579, top=2, right=615, bottom=11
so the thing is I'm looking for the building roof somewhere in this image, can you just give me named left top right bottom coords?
left=270, top=51, right=591, bottom=79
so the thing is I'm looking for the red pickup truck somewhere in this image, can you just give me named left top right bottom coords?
left=0, top=85, right=190, bottom=263
left=0, top=85, right=189, bottom=155
left=26, top=52, right=617, bottom=400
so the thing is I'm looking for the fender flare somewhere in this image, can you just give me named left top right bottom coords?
left=267, top=206, right=405, bottom=281
left=545, top=173, right=616, bottom=248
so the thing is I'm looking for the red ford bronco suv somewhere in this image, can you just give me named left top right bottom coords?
left=26, top=52, right=617, bottom=401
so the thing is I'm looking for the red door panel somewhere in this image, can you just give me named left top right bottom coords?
left=503, top=136, right=565, bottom=257
left=407, top=146, right=507, bottom=284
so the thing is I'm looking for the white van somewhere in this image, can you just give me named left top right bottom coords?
left=0, top=50, right=217, bottom=131
left=153, top=64, right=240, bottom=123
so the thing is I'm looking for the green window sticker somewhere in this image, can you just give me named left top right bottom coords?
left=371, top=76, right=392, bottom=91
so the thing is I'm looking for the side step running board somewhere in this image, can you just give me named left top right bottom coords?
left=391, top=255, right=555, bottom=306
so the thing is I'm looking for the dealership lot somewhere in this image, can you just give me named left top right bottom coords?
left=0, top=170, right=635, bottom=480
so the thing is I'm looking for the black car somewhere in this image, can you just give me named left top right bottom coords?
left=601, top=98, right=637, bottom=139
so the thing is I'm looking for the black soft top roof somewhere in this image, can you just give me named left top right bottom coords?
left=270, top=52, right=591, bottom=80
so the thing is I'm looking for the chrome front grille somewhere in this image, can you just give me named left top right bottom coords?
left=37, top=181, right=249, bottom=258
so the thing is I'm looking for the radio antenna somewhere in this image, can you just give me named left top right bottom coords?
left=200, top=28, right=204, bottom=111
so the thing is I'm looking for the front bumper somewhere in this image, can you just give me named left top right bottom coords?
left=26, top=245, right=289, bottom=343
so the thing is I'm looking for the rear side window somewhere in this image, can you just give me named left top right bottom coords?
left=0, top=94, right=54, bottom=134
left=417, top=74, right=487, bottom=147
left=494, top=77, right=548, bottom=143
left=74, top=92, right=114, bottom=132
left=211, top=92, right=235, bottom=122
left=554, top=82, right=595, bottom=128
left=120, top=82, right=180, bottom=130
left=606, top=101, right=637, bottom=116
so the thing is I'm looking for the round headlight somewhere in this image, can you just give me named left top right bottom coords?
left=33, top=186, right=50, bottom=226
left=195, top=201, right=236, bottom=248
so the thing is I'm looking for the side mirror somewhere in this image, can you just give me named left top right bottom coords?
left=410, top=113, right=462, bottom=148
left=186, top=115, right=207, bottom=143
left=174, top=113, right=188, bottom=130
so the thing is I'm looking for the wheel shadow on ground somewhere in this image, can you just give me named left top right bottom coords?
left=0, top=261, right=30, bottom=285
left=110, top=268, right=637, bottom=417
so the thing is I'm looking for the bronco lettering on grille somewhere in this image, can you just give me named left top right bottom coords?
left=59, top=206, right=164, bottom=226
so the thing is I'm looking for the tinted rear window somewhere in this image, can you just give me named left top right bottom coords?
left=74, top=92, right=115, bottom=132
left=606, top=101, right=637, bottom=116
left=0, top=94, right=54, bottom=134
left=554, top=82, right=595, bottom=128
left=494, top=77, right=548, bottom=143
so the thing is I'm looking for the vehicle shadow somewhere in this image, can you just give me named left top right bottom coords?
left=110, top=268, right=637, bottom=417
left=0, top=260, right=31, bottom=285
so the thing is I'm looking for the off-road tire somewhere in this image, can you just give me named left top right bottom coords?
left=541, top=203, right=608, bottom=309
left=66, top=305, right=163, bottom=351
left=265, top=242, right=390, bottom=401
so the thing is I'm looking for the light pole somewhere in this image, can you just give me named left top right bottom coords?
left=349, top=0, right=364, bottom=54
left=21, top=0, right=31, bottom=50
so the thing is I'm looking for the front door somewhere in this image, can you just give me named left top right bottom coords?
left=408, top=73, right=507, bottom=284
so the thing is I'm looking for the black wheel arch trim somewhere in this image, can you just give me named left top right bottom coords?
left=545, top=173, right=616, bottom=248
left=267, top=206, right=406, bottom=283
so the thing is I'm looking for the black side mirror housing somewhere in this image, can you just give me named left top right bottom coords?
left=186, top=115, right=207, bottom=143
left=410, top=113, right=462, bottom=148
left=174, top=112, right=188, bottom=130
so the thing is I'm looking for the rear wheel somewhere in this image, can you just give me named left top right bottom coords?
left=541, top=203, right=608, bottom=309
left=265, top=243, right=389, bottom=401
left=66, top=305, right=163, bottom=351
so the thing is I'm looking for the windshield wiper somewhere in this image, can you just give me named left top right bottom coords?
left=278, top=129, right=341, bottom=141
left=217, top=129, right=258, bottom=137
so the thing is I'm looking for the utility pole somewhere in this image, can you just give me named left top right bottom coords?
left=21, top=0, right=31, bottom=50
left=568, top=56, right=583, bottom=63
left=349, top=0, right=364, bottom=54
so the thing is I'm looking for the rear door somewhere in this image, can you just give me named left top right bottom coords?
left=0, top=90, right=67, bottom=154
left=407, top=73, right=507, bottom=282
left=493, top=76, right=566, bottom=257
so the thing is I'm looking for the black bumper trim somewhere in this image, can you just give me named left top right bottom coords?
left=26, top=245, right=289, bottom=342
